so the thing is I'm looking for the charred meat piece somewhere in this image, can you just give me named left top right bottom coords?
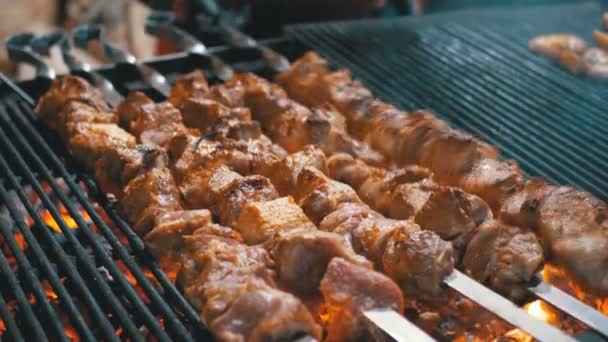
left=56, top=101, right=118, bottom=143
left=383, top=222, right=454, bottom=298
left=415, top=187, right=493, bottom=257
left=179, top=165, right=241, bottom=210
left=168, top=70, right=209, bottom=106
left=388, top=179, right=438, bottom=220
left=68, top=123, right=136, bottom=171
left=235, top=196, right=316, bottom=245
left=295, top=167, right=362, bottom=224
left=210, top=287, right=322, bottom=342
left=94, top=144, right=166, bottom=196
left=179, top=97, right=252, bottom=134
left=120, top=167, right=183, bottom=234
left=537, top=187, right=608, bottom=296
left=320, top=202, right=455, bottom=298
left=180, top=231, right=322, bottom=341
left=272, top=228, right=371, bottom=295
left=459, top=158, right=524, bottom=212
left=215, top=175, right=279, bottom=227
left=462, top=220, right=543, bottom=303
left=144, top=209, right=214, bottom=263
left=499, top=179, right=554, bottom=228
left=116, top=91, right=155, bottom=127
left=418, top=130, right=498, bottom=185
left=126, top=100, right=189, bottom=148
left=321, top=258, right=405, bottom=342
left=35, top=75, right=110, bottom=126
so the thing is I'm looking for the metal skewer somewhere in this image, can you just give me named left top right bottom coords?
left=6, top=33, right=56, bottom=81
left=145, top=11, right=233, bottom=81
left=72, top=25, right=172, bottom=98
left=29, top=31, right=124, bottom=107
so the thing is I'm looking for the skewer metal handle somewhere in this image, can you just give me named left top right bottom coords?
left=5, top=33, right=55, bottom=80
left=72, top=25, right=171, bottom=97
left=145, top=11, right=233, bottom=81
left=30, top=31, right=123, bottom=107
left=220, top=27, right=291, bottom=73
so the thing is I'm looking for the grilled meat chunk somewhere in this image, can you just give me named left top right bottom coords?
left=35, top=75, right=110, bottom=127
left=57, top=101, right=118, bottom=143
left=415, top=187, right=493, bottom=256
left=144, top=209, right=215, bottom=264
left=180, top=230, right=322, bottom=341
left=321, top=258, right=405, bottom=342
left=459, top=158, right=524, bottom=212
left=462, top=220, right=543, bottom=303
left=168, top=70, right=209, bottom=106
left=321, top=202, right=455, bottom=298
left=529, top=34, right=587, bottom=59
left=120, top=167, right=183, bottom=234
left=500, top=181, right=608, bottom=296
left=271, top=229, right=371, bottom=295
left=179, top=97, right=252, bottom=134
left=117, top=91, right=197, bottom=149
left=295, top=167, right=362, bottom=224
left=235, top=196, right=316, bottom=245
left=231, top=73, right=384, bottom=165
left=216, top=175, right=279, bottom=227
left=210, top=288, right=322, bottom=342
left=94, top=144, right=166, bottom=196
left=68, top=123, right=136, bottom=171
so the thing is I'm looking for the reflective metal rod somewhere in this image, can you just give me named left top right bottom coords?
left=445, top=270, right=576, bottom=342
left=364, top=309, right=436, bottom=342
left=528, top=281, right=608, bottom=338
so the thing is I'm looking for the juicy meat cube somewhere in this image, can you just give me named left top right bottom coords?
left=204, top=82, right=246, bottom=108
left=116, top=91, right=155, bottom=127
left=296, top=167, right=362, bottom=224
left=169, top=70, right=209, bottom=106
left=388, top=179, right=437, bottom=220
left=210, top=288, right=322, bottom=342
left=499, top=179, right=553, bottom=228
left=35, top=75, right=110, bottom=126
left=321, top=258, right=405, bottom=342
left=419, top=130, right=498, bottom=184
left=538, top=187, right=608, bottom=296
left=94, top=144, right=166, bottom=196
left=120, top=168, right=182, bottom=234
left=57, top=101, right=117, bottom=142
left=68, top=123, right=136, bottom=171
left=462, top=220, right=543, bottom=303
left=528, top=34, right=587, bottom=59
left=179, top=97, right=252, bottom=133
left=414, top=187, right=492, bottom=256
left=271, top=229, right=371, bottom=295
left=395, top=111, right=450, bottom=166
left=459, top=158, right=524, bottom=212
left=327, top=153, right=373, bottom=190
left=234, top=196, right=315, bottom=245
left=260, top=146, right=327, bottom=196
left=144, top=209, right=213, bottom=259
left=216, top=175, right=279, bottom=227
left=383, top=224, right=455, bottom=298
left=128, top=101, right=188, bottom=148
left=179, top=165, right=242, bottom=210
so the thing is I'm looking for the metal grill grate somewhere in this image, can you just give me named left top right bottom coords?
left=285, top=1, right=608, bottom=199
left=0, top=91, right=210, bottom=341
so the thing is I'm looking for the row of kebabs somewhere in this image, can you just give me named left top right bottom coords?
left=33, top=50, right=608, bottom=339
left=35, top=75, right=425, bottom=340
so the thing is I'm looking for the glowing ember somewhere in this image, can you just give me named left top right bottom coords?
left=524, top=300, right=556, bottom=324
left=38, top=208, right=90, bottom=233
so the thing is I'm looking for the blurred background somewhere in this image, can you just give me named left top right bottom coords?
left=0, top=0, right=602, bottom=78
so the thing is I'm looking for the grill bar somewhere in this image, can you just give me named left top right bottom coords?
left=0, top=230, right=48, bottom=341
left=0, top=181, right=110, bottom=341
left=4, top=90, right=198, bottom=340
left=0, top=290, right=25, bottom=342
left=0, top=107, right=148, bottom=342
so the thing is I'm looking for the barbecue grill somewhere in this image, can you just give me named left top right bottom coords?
left=1, top=1, right=608, bottom=341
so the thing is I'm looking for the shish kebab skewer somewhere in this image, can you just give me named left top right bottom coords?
left=228, top=40, right=608, bottom=333
left=112, top=85, right=411, bottom=341
left=33, top=73, right=426, bottom=341
left=158, top=71, right=572, bottom=341
left=32, top=77, right=326, bottom=341
left=26, top=28, right=422, bottom=340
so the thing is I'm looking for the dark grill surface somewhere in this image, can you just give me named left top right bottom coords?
left=286, top=0, right=608, bottom=199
